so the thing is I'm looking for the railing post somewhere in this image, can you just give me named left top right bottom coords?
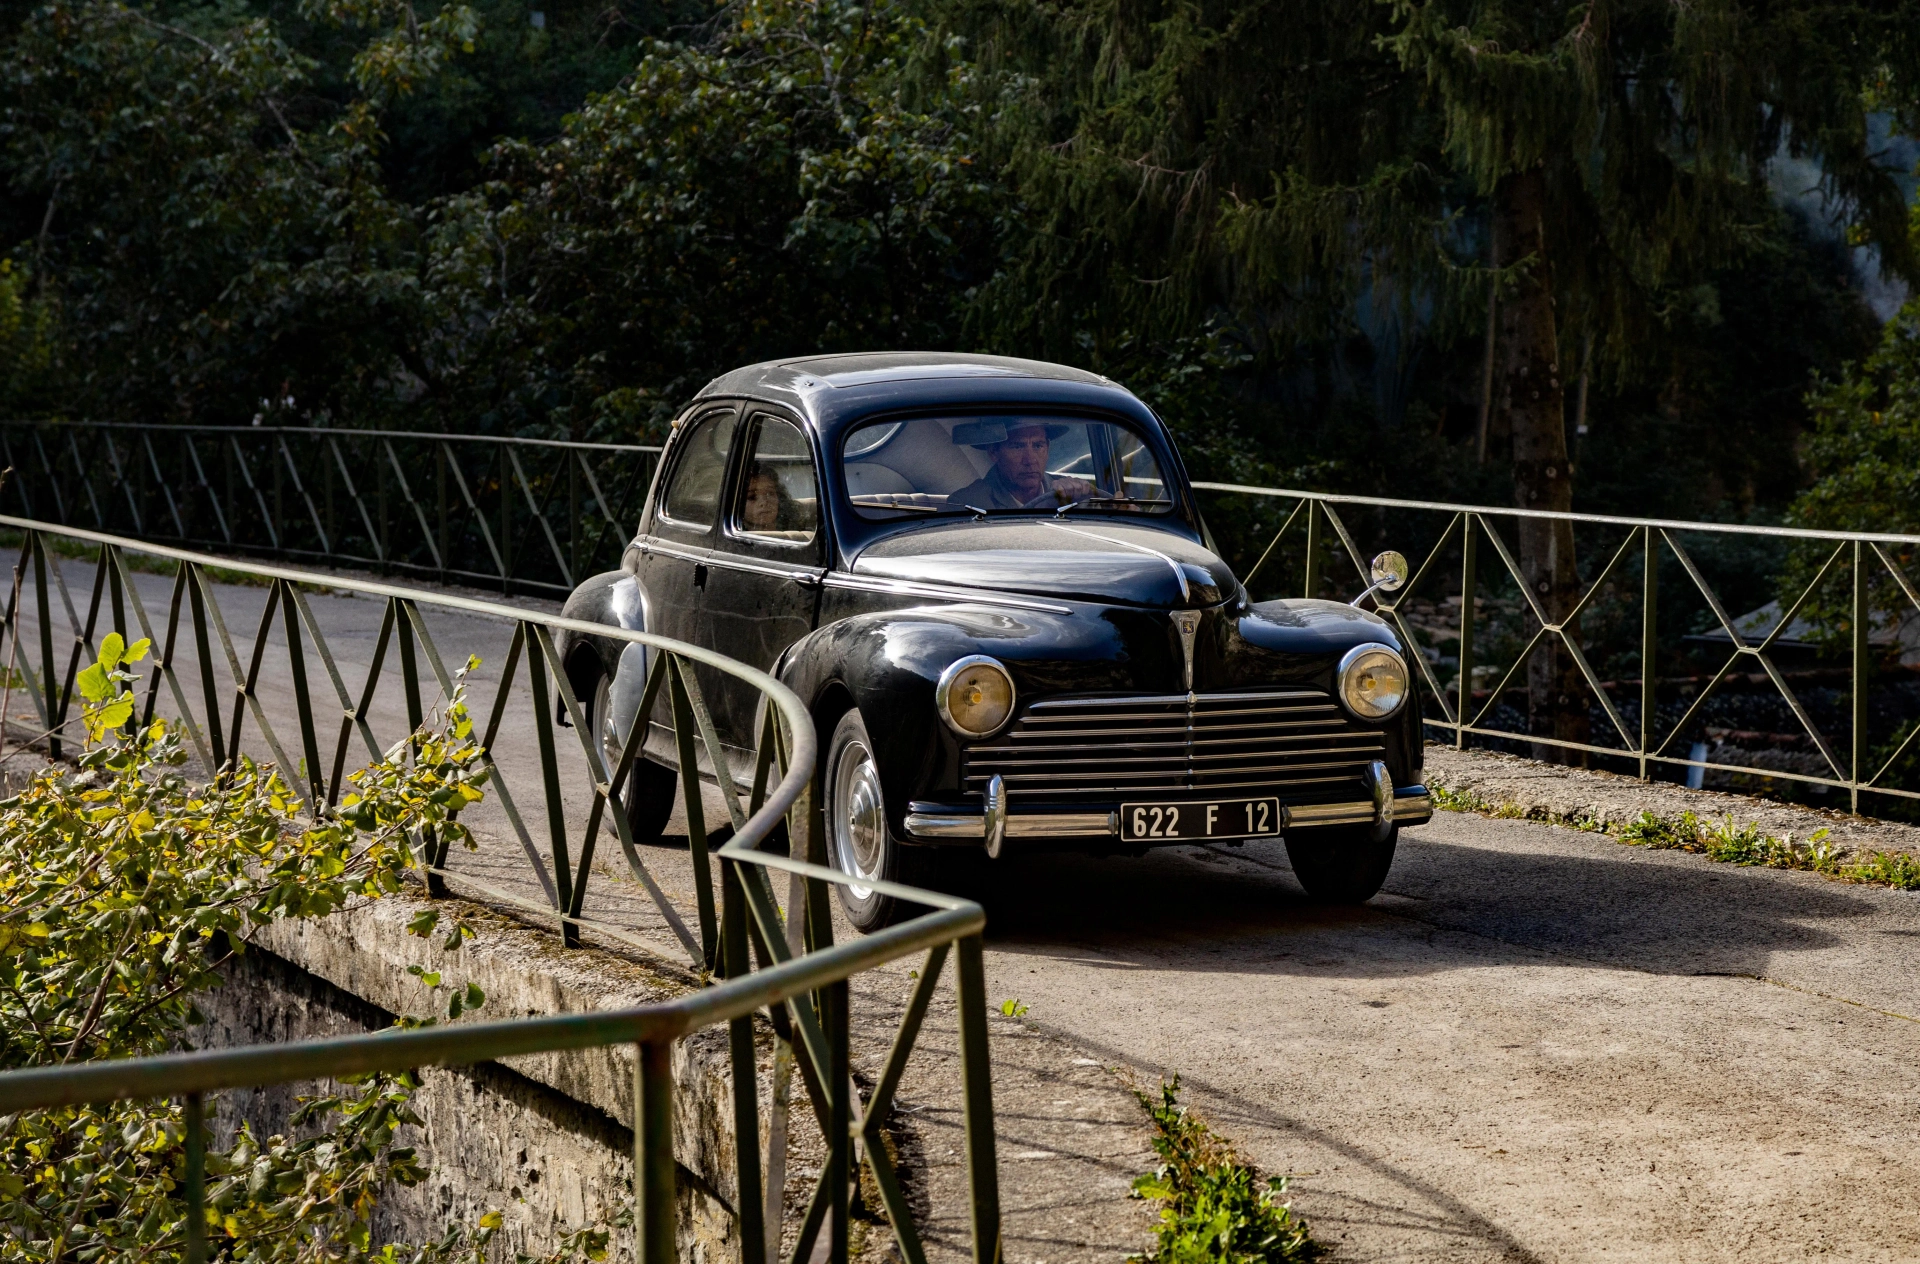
left=1302, top=500, right=1320, bottom=599
left=324, top=438, right=336, bottom=557
left=1853, top=539, right=1868, bottom=814
left=377, top=448, right=390, bottom=573
left=437, top=444, right=449, bottom=587
left=635, top=1039, right=676, bottom=1264
left=500, top=446, right=512, bottom=595
left=1456, top=514, right=1476, bottom=750
left=954, top=934, right=1002, bottom=1264
left=568, top=452, right=579, bottom=584
left=184, top=1091, right=207, bottom=1264
left=1640, top=525, right=1658, bottom=780
left=721, top=862, right=767, bottom=1264
left=828, top=975, right=851, bottom=1264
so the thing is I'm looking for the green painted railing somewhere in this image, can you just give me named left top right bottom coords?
left=1196, top=481, right=1920, bottom=814
left=0, top=422, right=660, bottom=598
left=0, top=518, right=1001, bottom=1264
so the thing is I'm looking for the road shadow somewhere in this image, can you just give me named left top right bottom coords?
left=972, top=820, right=1890, bottom=982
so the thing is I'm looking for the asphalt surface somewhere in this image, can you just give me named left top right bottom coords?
left=980, top=817, right=1920, bottom=1262
left=16, top=561, right=1920, bottom=1261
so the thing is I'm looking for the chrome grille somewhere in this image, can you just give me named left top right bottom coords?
left=962, top=689, right=1385, bottom=805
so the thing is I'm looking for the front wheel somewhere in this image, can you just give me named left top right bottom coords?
left=591, top=671, right=678, bottom=847
left=823, top=708, right=933, bottom=931
left=1285, top=824, right=1398, bottom=904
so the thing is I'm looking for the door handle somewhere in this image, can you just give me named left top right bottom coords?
left=693, top=563, right=709, bottom=589
left=793, top=572, right=823, bottom=589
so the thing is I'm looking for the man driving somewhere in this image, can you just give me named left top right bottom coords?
left=944, top=419, right=1095, bottom=510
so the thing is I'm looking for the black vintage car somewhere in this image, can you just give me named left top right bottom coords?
left=559, top=352, right=1431, bottom=928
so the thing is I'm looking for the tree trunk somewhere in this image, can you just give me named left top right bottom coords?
left=1493, top=167, right=1589, bottom=764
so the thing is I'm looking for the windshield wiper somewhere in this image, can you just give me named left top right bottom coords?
left=1054, top=496, right=1170, bottom=516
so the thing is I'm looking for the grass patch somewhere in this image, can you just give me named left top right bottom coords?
left=1130, top=1077, right=1319, bottom=1263
left=1432, top=784, right=1920, bottom=891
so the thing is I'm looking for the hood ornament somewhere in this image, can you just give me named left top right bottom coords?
left=1172, top=610, right=1202, bottom=694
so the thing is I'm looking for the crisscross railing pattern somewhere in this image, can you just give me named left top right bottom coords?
left=1199, top=481, right=1920, bottom=814
left=0, top=516, right=1001, bottom=1264
left=0, top=422, right=659, bottom=597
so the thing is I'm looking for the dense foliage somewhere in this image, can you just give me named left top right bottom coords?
left=0, top=0, right=1911, bottom=524
left=0, top=637, right=550, bottom=1262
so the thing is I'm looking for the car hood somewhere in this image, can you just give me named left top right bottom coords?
left=847, top=519, right=1237, bottom=609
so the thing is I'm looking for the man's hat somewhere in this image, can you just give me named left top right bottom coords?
left=951, top=419, right=1072, bottom=448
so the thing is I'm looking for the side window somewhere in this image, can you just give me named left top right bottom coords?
left=734, top=415, right=819, bottom=545
left=660, top=409, right=737, bottom=530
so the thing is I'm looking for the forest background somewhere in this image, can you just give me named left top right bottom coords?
left=4, top=0, right=1920, bottom=552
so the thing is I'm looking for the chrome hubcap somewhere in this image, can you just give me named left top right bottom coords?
left=831, top=737, right=886, bottom=899
left=593, top=676, right=624, bottom=773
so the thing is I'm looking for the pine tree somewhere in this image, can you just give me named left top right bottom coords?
left=961, top=0, right=1920, bottom=754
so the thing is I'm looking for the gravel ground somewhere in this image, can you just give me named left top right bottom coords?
left=1425, top=745, right=1920, bottom=858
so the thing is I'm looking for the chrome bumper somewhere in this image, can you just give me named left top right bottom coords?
left=905, top=786, right=1433, bottom=843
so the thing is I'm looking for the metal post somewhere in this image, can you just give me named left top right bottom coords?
left=32, top=538, right=57, bottom=759
left=1853, top=539, right=1868, bottom=814
left=500, top=446, right=512, bottom=595
left=377, top=449, right=390, bottom=574
left=568, top=453, right=579, bottom=584
left=1302, top=500, right=1320, bottom=599
left=635, top=1040, right=676, bottom=1264
left=325, top=443, right=336, bottom=558
left=954, top=935, right=1002, bottom=1264
left=721, top=862, right=766, bottom=1264
left=437, top=445, right=449, bottom=587
left=827, top=976, right=850, bottom=1264
left=1640, top=525, right=1658, bottom=780
left=1457, top=514, right=1477, bottom=750
left=184, top=1091, right=206, bottom=1264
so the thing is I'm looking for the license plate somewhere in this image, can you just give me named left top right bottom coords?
left=1120, top=796, right=1281, bottom=842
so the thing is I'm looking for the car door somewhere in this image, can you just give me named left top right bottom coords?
left=634, top=405, right=738, bottom=756
left=704, top=410, right=827, bottom=746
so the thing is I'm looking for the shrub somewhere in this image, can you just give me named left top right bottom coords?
left=0, top=639, right=563, bottom=1262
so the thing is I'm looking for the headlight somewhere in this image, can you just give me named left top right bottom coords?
left=936, top=655, right=1016, bottom=738
left=1338, top=643, right=1409, bottom=720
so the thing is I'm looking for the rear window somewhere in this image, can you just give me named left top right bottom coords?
left=841, top=415, right=1174, bottom=519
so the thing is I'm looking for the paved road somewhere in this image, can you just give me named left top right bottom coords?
left=979, top=815, right=1920, bottom=1262
left=16, top=561, right=1920, bottom=1261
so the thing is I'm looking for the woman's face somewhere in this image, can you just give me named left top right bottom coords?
left=743, top=472, right=781, bottom=530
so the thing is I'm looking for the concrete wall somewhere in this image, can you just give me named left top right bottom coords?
left=197, top=896, right=798, bottom=1263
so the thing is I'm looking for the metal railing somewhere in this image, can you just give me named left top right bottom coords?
left=0, top=517, right=1000, bottom=1264
left=1193, top=482, right=1920, bottom=815
left=0, top=422, right=660, bottom=597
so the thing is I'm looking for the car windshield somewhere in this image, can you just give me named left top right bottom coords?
left=841, top=415, right=1176, bottom=519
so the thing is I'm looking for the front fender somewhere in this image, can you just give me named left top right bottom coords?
left=1230, top=598, right=1423, bottom=783
left=776, top=604, right=1123, bottom=828
left=557, top=570, right=651, bottom=737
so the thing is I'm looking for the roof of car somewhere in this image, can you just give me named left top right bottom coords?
left=691, top=352, right=1149, bottom=434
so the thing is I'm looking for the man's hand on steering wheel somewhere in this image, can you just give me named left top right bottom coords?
left=1022, top=477, right=1096, bottom=509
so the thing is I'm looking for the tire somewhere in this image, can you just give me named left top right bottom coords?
left=591, top=671, right=678, bottom=847
left=823, top=708, right=932, bottom=931
left=1285, top=824, right=1398, bottom=904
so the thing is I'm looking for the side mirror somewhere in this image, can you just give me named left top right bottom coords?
left=1370, top=550, right=1409, bottom=594
left=1351, top=549, right=1410, bottom=607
